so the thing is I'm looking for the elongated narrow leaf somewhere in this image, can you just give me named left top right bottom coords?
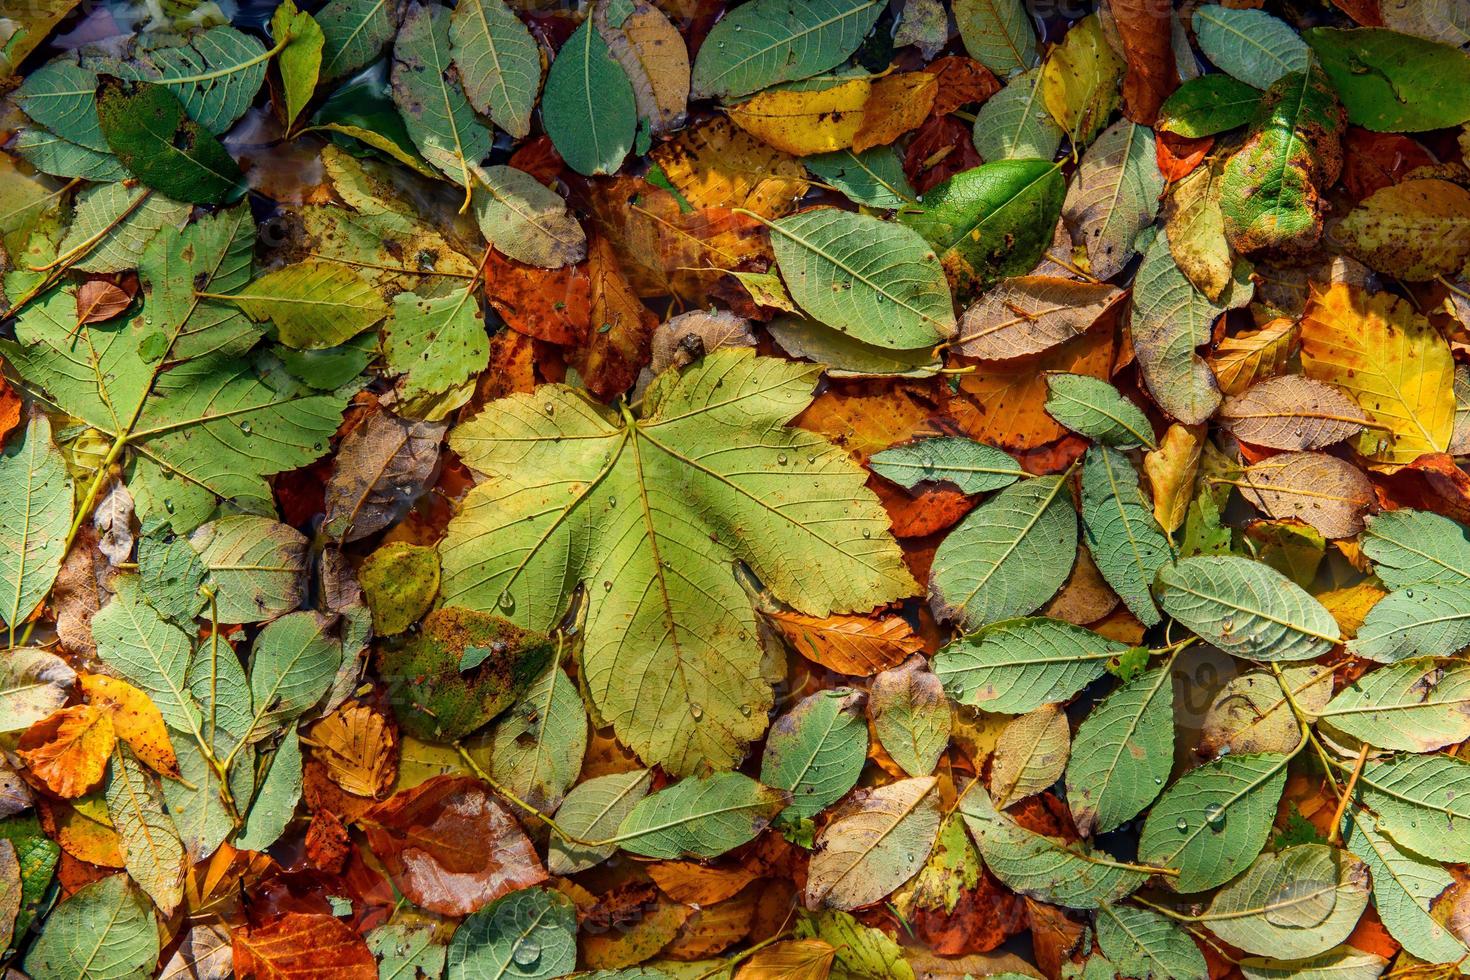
left=690, top=0, right=884, bottom=99
left=449, top=0, right=539, bottom=137
left=616, top=772, right=790, bottom=859
left=1218, top=377, right=1368, bottom=451
left=957, top=277, right=1123, bottom=360
left=1318, top=657, right=1470, bottom=752
left=392, top=2, right=493, bottom=189
left=935, top=617, right=1126, bottom=714
left=929, top=476, right=1076, bottom=630
left=1045, top=374, right=1157, bottom=450
left=104, top=748, right=185, bottom=916
left=869, top=437, right=1025, bottom=495
left=1239, top=947, right=1388, bottom=980
left=1062, top=120, right=1163, bottom=281
left=0, top=416, right=71, bottom=633
left=1066, top=663, right=1172, bottom=835
left=1155, top=556, right=1340, bottom=661
left=1081, top=446, right=1171, bottom=625
left=771, top=208, right=956, bottom=349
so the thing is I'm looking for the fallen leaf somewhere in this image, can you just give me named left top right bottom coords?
left=79, top=674, right=180, bottom=779
left=765, top=609, right=926, bottom=676
left=18, top=704, right=116, bottom=799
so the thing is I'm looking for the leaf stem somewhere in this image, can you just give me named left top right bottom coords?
left=453, top=742, right=596, bottom=846
left=1326, top=743, right=1370, bottom=845
left=1268, top=662, right=1346, bottom=798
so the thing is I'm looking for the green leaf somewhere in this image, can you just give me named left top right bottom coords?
left=0, top=817, right=59, bottom=948
left=1359, top=754, right=1470, bottom=863
left=1045, top=374, right=1157, bottom=450
left=1200, top=845, right=1370, bottom=960
left=795, top=909, right=915, bottom=980
left=235, top=728, right=303, bottom=851
left=953, top=0, right=1037, bottom=76
left=1193, top=6, right=1309, bottom=88
left=689, top=0, right=883, bottom=99
left=1157, top=74, right=1260, bottom=137
left=392, top=2, right=493, bottom=189
left=870, top=657, right=950, bottom=777
left=1342, top=810, right=1470, bottom=966
left=1318, top=657, right=1470, bottom=752
left=1239, top=947, right=1389, bottom=980
left=616, top=772, right=789, bottom=859
left=0, top=649, right=74, bottom=735
left=972, top=67, right=1062, bottom=163
left=928, top=475, right=1077, bottom=630
left=98, top=26, right=272, bottom=133
left=104, top=748, right=185, bottom=916
left=190, top=516, right=307, bottom=625
left=766, top=315, right=941, bottom=379
left=548, top=769, right=652, bottom=874
left=487, top=664, right=587, bottom=811
left=0, top=415, right=71, bottom=633
left=771, top=208, right=956, bottom=348
left=383, top=289, right=490, bottom=400
left=1155, top=556, right=1340, bottom=661
left=1129, top=229, right=1229, bottom=425
left=139, top=207, right=260, bottom=362
left=1139, top=753, right=1289, bottom=893
left=869, top=437, right=1025, bottom=495
left=1081, top=446, right=1172, bottom=625
left=1305, top=28, right=1470, bottom=132
left=22, top=875, right=159, bottom=980
left=92, top=577, right=199, bottom=734
left=1065, top=664, right=1173, bottom=835
left=934, top=617, right=1126, bottom=714
left=272, top=0, right=325, bottom=128
left=542, top=19, right=637, bottom=177
left=959, top=783, right=1147, bottom=909
left=220, top=261, right=388, bottom=350
left=900, top=160, right=1065, bottom=299
left=14, top=60, right=109, bottom=151
left=804, top=147, right=916, bottom=209
left=761, top=689, right=868, bottom=822
left=1348, top=582, right=1470, bottom=662
left=57, top=181, right=192, bottom=275
left=449, top=0, right=539, bottom=138
left=1095, top=904, right=1208, bottom=980
left=95, top=78, right=247, bottom=205
left=243, top=612, right=343, bottom=741
left=1362, top=509, right=1470, bottom=589
left=447, top=888, right=577, bottom=980
left=1062, top=121, right=1163, bottom=281
left=367, top=923, right=446, bottom=980
left=471, top=164, right=586, bottom=268
left=438, top=350, right=915, bottom=774
left=12, top=126, right=124, bottom=182
left=163, top=734, right=254, bottom=861
left=806, top=776, right=940, bottom=911
left=318, top=0, right=400, bottom=81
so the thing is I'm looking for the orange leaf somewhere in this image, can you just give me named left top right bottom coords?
left=852, top=72, right=938, bottom=154
left=302, top=703, right=397, bottom=800
left=233, top=913, right=377, bottom=980
left=18, top=704, right=116, bottom=798
left=765, top=608, right=925, bottom=676
left=0, top=374, right=19, bottom=445
left=361, top=775, right=546, bottom=916
left=647, top=860, right=760, bottom=905
left=735, top=938, right=837, bottom=980
left=482, top=248, right=591, bottom=346
left=79, top=673, right=180, bottom=779
left=567, top=235, right=659, bottom=400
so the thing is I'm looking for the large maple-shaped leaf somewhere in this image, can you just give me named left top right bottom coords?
left=439, top=349, right=916, bottom=774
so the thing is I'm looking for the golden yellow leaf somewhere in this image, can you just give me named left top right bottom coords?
left=1301, top=283, right=1454, bottom=467
left=80, top=673, right=180, bottom=779
left=18, top=703, right=116, bottom=798
left=735, top=939, right=837, bottom=980
left=1040, top=14, right=1123, bottom=144
left=1208, top=318, right=1298, bottom=395
left=650, top=118, right=806, bottom=219
left=51, top=797, right=125, bottom=868
left=648, top=861, right=760, bottom=905
left=1338, top=178, right=1470, bottom=281
left=765, top=608, right=925, bottom=677
left=728, top=78, right=871, bottom=156
left=303, top=703, right=398, bottom=799
left=1144, top=423, right=1204, bottom=534
left=1317, top=580, right=1387, bottom=639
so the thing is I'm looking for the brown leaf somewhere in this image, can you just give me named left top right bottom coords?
left=904, top=115, right=983, bottom=194
left=568, top=235, right=659, bottom=400
left=18, top=704, right=116, bottom=798
left=483, top=247, right=592, bottom=346
left=1218, top=376, right=1370, bottom=451
left=923, top=56, right=1002, bottom=117
left=303, top=703, right=398, bottom=800
left=580, top=884, right=690, bottom=969
left=1236, top=451, right=1375, bottom=539
left=74, top=279, right=133, bottom=326
left=1109, top=0, right=1178, bottom=125
left=361, top=775, right=545, bottom=916
left=0, top=373, right=19, bottom=445
left=765, top=609, right=925, bottom=676
left=323, top=407, right=445, bottom=543
left=233, top=913, right=377, bottom=980
left=305, top=809, right=351, bottom=874
left=1208, top=318, right=1299, bottom=396
left=1040, top=547, right=1120, bottom=625
left=662, top=885, right=760, bottom=959
left=735, top=939, right=837, bottom=980
left=955, top=277, right=1124, bottom=360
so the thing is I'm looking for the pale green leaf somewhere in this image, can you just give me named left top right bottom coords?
left=953, top=0, right=1037, bottom=76
left=1201, top=845, right=1370, bottom=960
left=1096, top=904, right=1208, bottom=980
left=0, top=415, right=71, bottom=632
left=92, top=577, right=199, bottom=733
left=104, top=748, right=185, bottom=916
left=1360, top=754, right=1470, bottom=863
left=58, top=181, right=192, bottom=275
left=22, top=875, right=159, bottom=980
left=222, top=261, right=388, bottom=350
left=1361, top=509, right=1470, bottom=589
left=1318, top=657, right=1470, bottom=752
left=0, top=649, right=74, bottom=735
left=1193, top=6, right=1309, bottom=88
left=14, top=59, right=108, bottom=151
left=548, top=769, right=652, bottom=875
left=1062, top=120, right=1163, bottom=281
left=765, top=315, right=941, bottom=378
left=98, top=26, right=272, bottom=134
left=972, top=67, right=1062, bottom=163
left=1081, top=446, right=1172, bottom=626
left=1239, top=947, right=1388, bottom=980
left=805, top=776, right=940, bottom=910
left=12, top=126, right=124, bottom=182
left=804, top=147, right=916, bottom=209
left=869, top=436, right=1025, bottom=495
left=959, top=783, right=1147, bottom=909
left=689, top=0, right=884, bottom=99
left=761, top=688, right=868, bottom=822
left=1155, top=556, right=1340, bottom=661
left=383, top=289, right=490, bottom=401
left=770, top=208, right=956, bottom=349
left=449, top=0, right=539, bottom=138
left=244, top=611, right=343, bottom=740
left=190, top=516, right=308, bottom=625
left=470, top=164, right=586, bottom=268
left=1139, top=753, right=1288, bottom=893
left=318, top=0, right=399, bottom=81
left=928, top=476, right=1077, bottom=630
left=869, top=657, right=950, bottom=777
left=447, top=888, right=577, bottom=980
left=989, top=704, right=1070, bottom=808
left=934, top=616, right=1126, bottom=714
left=139, top=206, right=260, bottom=361
left=163, top=735, right=255, bottom=861
left=542, top=19, right=636, bottom=177
left=235, top=728, right=303, bottom=851
left=487, top=664, right=587, bottom=812
left=1348, top=582, right=1470, bottom=662
left=1066, top=663, right=1173, bottom=835
left=438, top=350, right=915, bottom=774
left=1045, top=374, right=1157, bottom=450
left=392, top=2, right=493, bottom=189
left=616, top=772, right=789, bottom=859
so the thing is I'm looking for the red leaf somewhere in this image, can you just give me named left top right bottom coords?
left=233, top=913, right=377, bottom=980
left=1156, top=131, right=1213, bottom=182
left=904, top=116, right=983, bottom=195
left=1342, top=128, right=1436, bottom=200
left=923, top=56, right=1001, bottom=118
left=1111, top=0, right=1179, bottom=125
left=483, top=248, right=592, bottom=346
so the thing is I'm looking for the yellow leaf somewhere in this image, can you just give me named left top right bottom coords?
left=1208, top=318, right=1298, bottom=395
left=18, top=703, right=115, bottom=798
left=1338, top=178, right=1470, bottom=281
left=728, top=78, right=872, bottom=156
left=303, top=703, right=398, bottom=800
left=52, top=796, right=126, bottom=868
left=765, top=608, right=925, bottom=676
left=1144, top=423, right=1204, bottom=534
left=80, top=673, right=180, bottom=779
left=1301, top=283, right=1454, bottom=467
left=650, top=117, right=806, bottom=218
left=1318, top=580, right=1387, bottom=639
left=1040, top=14, right=1123, bottom=145
left=736, top=939, right=838, bottom=980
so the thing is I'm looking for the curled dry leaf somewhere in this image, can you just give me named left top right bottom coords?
left=764, top=608, right=925, bottom=677
left=302, top=702, right=398, bottom=799
left=73, top=279, right=132, bottom=325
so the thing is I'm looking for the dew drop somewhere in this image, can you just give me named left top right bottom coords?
left=544, top=402, right=555, bottom=414
left=862, top=528, right=872, bottom=538
left=608, top=496, right=618, bottom=508
left=1406, top=589, right=1415, bottom=598
left=511, top=938, right=541, bottom=967
left=239, top=420, right=253, bottom=434
left=739, top=704, right=752, bottom=717
left=1153, top=776, right=1162, bottom=785
left=164, top=498, right=175, bottom=514
left=603, top=580, right=613, bottom=592
left=497, top=591, right=515, bottom=612
left=1204, top=802, right=1227, bottom=831
left=807, top=454, right=816, bottom=464
left=1175, top=817, right=1189, bottom=833
left=690, top=703, right=704, bottom=720
left=778, top=454, right=789, bottom=465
